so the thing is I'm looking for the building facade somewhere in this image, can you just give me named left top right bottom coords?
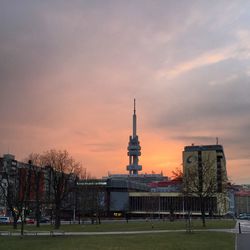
left=235, top=190, right=250, bottom=216
left=0, top=154, right=45, bottom=217
left=183, top=144, right=227, bottom=193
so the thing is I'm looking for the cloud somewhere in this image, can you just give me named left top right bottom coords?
left=156, top=49, right=231, bottom=79
left=83, top=143, right=119, bottom=153
left=1, top=1, right=250, bottom=182
left=156, top=28, right=250, bottom=80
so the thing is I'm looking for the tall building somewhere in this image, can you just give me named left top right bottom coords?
left=126, top=99, right=142, bottom=175
left=183, top=144, right=227, bottom=193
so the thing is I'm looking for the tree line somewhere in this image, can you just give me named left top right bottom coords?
left=0, top=149, right=104, bottom=232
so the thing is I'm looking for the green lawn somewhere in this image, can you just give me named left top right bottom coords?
left=0, top=219, right=236, bottom=233
left=0, top=232, right=235, bottom=250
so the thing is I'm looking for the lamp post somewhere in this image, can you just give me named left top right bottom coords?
left=21, top=207, right=24, bottom=236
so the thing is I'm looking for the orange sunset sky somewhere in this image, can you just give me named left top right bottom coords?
left=1, top=1, right=250, bottom=183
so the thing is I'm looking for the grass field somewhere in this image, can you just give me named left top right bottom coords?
left=0, top=232, right=235, bottom=250
left=0, top=219, right=236, bottom=233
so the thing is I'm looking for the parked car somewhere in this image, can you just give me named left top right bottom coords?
left=26, top=217, right=35, bottom=224
left=238, top=213, right=250, bottom=220
left=17, top=217, right=35, bottom=224
left=0, top=216, right=11, bottom=224
left=39, top=217, right=50, bottom=223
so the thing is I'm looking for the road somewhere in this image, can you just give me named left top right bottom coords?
left=236, top=220, right=250, bottom=250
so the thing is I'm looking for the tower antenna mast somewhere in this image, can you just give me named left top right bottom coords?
left=127, top=99, right=142, bottom=175
left=134, top=98, right=136, bottom=114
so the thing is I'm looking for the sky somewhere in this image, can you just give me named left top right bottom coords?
left=1, top=0, right=250, bottom=183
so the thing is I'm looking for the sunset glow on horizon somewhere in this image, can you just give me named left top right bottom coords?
left=1, top=1, right=250, bottom=183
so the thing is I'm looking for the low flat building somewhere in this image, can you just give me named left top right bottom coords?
left=129, top=192, right=227, bottom=217
left=235, top=190, right=250, bottom=216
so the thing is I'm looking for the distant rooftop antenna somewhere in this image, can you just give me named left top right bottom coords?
left=134, top=98, right=136, bottom=115
left=216, top=137, right=219, bottom=145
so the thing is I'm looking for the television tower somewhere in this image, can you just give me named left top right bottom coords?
left=127, top=99, right=142, bottom=175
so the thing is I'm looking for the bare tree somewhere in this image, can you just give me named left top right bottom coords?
left=78, top=178, right=105, bottom=225
left=40, top=149, right=82, bottom=229
left=171, top=167, right=183, bottom=181
left=24, top=153, right=45, bottom=228
left=0, top=171, right=19, bottom=229
left=183, top=153, right=227, bottom=227
left=0, top=163, right=31, bottom=232
left=89, top=184, right=105, bottom=224
left=75, top=171, right=93, bottom=224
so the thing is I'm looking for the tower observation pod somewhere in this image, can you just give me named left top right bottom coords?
left=127, top=99, right=142, bottom=175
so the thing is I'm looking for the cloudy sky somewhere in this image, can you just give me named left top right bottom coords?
left=1, top=0, right=250, bottom=183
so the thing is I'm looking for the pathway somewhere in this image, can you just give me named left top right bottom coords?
left=0, top=228, right=236, bottom=236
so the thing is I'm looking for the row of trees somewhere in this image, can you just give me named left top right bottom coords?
left=29, top=149, right=83, bottom=229
left=0, top=149, right=88, bottom=230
